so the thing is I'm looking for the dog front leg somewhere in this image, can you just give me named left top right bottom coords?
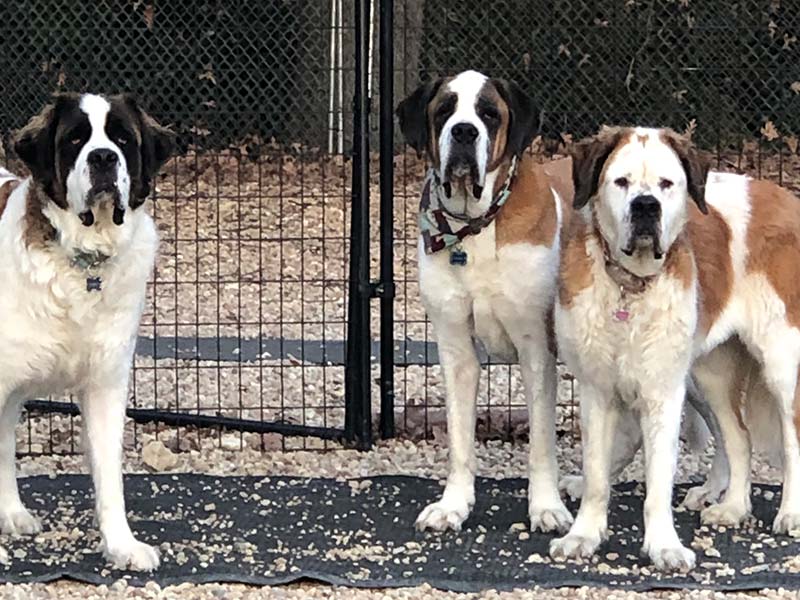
left=550, top=383, right=617, bottom=560
left=0, top=398, right=42, bottom=537
left=416, top=321, right=480, bottom=532
left=82, top=372, right=159, bottom=571
left=516, top=340, right=572, bottom=532
left=640, top=383, right=695, bottom=571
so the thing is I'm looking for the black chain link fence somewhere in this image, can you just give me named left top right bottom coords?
left=0, top=0, right=798, bottom=453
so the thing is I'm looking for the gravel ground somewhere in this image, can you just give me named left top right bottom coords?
left=3, top=435, right=792, bottom=598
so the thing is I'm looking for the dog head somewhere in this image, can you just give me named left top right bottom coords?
left=14, top=93, right=175, bottom=226
left=396, top=70, right=537, bottom=201
left=572, top=126, right=709, bottom=274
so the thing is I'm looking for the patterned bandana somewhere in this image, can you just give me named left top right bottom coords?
left=419, top=155, right=518, bottom=255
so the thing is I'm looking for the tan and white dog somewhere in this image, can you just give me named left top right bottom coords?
left=0, top=93, right=174, bottom=570
left=551, top=125, right=800, bottom=571
left=396, top=70, right=574, bottom=533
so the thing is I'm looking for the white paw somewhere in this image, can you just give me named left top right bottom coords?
left=529, top=501, right=574, bottom=533
left=683, top=484, right=724, bottom=511
left=559, top=475, right=584, bottom=501
left=701, top=501, right=749, bottom=527
left=0, top=506, right=42, bottom=536
left=0, top=546, right=8, bottom=566
left=415, top=496, right=472, bottom=532
left=549, top=531, right=603, bottom=561
left=643, top=541, right=696, bottom=572
left=103, top=538, right=160, bottom=571
left=773, top=511, right=800, bottom=537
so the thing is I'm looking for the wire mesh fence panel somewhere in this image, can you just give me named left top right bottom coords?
left=1, top=0, right=800, bottom=454
left=0, top=0, right=360, bottom=453
left=389, top=0, right=800, bottom=442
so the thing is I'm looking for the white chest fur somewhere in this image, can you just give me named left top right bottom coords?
left=555, top=255, right=698, bottom=405
left=418, top=222, right=558, bottom=360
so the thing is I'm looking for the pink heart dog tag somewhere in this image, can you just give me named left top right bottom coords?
left=613, top=309, right=630, bottom=322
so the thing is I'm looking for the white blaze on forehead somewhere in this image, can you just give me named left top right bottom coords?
left=446, top=69, right=488, bottom=97
left=80, top=94, right=112, bottom=132
left=439, top=70, right=491, bottom=186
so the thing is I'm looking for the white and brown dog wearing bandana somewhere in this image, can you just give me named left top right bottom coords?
left=551, top=125, right=800, bottom=571
left=397, top=70, right=574, bottom=533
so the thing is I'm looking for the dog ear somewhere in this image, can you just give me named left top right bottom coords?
left=661, top=129, right=710, bottom=215
left=492, top=78, right=538, bottom=158
left=396, top=78, right=444, bottom=157
left=14, top=93, right=79, bottom=206
left=117, top=94, right=176, bottom=207
left=571, top=126, right=628, bottom=210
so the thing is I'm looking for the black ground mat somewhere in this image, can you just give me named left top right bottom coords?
left=2, top=474, right=799, bottom=592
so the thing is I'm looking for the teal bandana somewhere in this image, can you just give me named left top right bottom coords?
left=419, top=155, right=518, bottom=255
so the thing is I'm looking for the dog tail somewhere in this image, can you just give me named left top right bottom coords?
left=742, top=365, right=784, bottom=467
left=682, top=394, right=712, bottom=452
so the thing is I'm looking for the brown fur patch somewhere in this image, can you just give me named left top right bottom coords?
left=495, top=154, right=558, bottom=249
left=558, top=215, right=595, bottom=308
left=664, top=236, right=694, bottom=290
left=571, top=126, right=633, bottom=209
left=543, top=156, right=574, bottom=222
left=686, top=203, right=734, bottom=334
left=23, top=185, right=56, bottom=249
left=0, top=179, right=20, bottom=218
left=745, top=179, right=800, bottom=329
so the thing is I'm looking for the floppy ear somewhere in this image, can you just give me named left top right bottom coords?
left=492, top=78, right=538, bottom=158
left=661, top=129, right=710, bottom=215
left=13, top=93, right=79, bottom=206
left=395, top=78, right=444, bottom=157
left=571, top=127, right=627, bottom=210
left=117, top=94, right=176, bottom=207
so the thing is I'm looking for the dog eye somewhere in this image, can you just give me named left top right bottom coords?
left=70, top=137, right=83, bottom=146
left=116, top=137, right=127, bottom=147
left=659, top=178, right=673, bottom=190
left=479, top=107, right=499, bottom=121
left=614, top=177, right=629, bottom=188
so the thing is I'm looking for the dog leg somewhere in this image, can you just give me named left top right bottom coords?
left=515, top=340, right=573, bottom=533
left=692, top=349, right=751, bottom=526
left=761, top=354, right=800, bottom=536
left=559, top=407, right=642, bottom=501
left=639, top=383, right=695, bottom=571
left=82, top=376, right=159, bottom=571
left=0, top=398, right=41, bottom=536
left=550, top=384, right=617, bottom=560
left=416, top=321, right=479, bottom=532
left=682, top=377, right=730, bottom=511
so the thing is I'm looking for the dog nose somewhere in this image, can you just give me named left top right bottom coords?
left=87, top=148, right=118, bottom=169
left=630, top=194, right=661, bottom=220
left=451, top=122, right=479, bottom=145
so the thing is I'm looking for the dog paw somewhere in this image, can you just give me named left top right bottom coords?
left=415, top=498, right=471, bottom=532
left=701, top=501, right=748, bottom=528
left=683, top=484, right=724, bottom=511
left=0, top=546, right=8, bottom=566
left=549, top=531, right=602, bottom=561
left=529, top=501, right=573, bottom=534
left=103, top=539, right=160, bottom=571
left=773, top=511, right=800, bottom=537
left=643, top=542, right=696, bottom=572
left=0, top=506, right=42, bottom=536
left=559, top=475, right=584, bottom=501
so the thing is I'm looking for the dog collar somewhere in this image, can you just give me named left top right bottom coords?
left=419, top=155, right=518, bottom=257
left=70, top=249, right=111, bottom=292
left=595, top=227, right=655, bottom=322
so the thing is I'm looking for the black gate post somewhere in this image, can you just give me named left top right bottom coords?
left=344, top=0, right=373, bottom=450
left=378, top=0, right=395, bottom=439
